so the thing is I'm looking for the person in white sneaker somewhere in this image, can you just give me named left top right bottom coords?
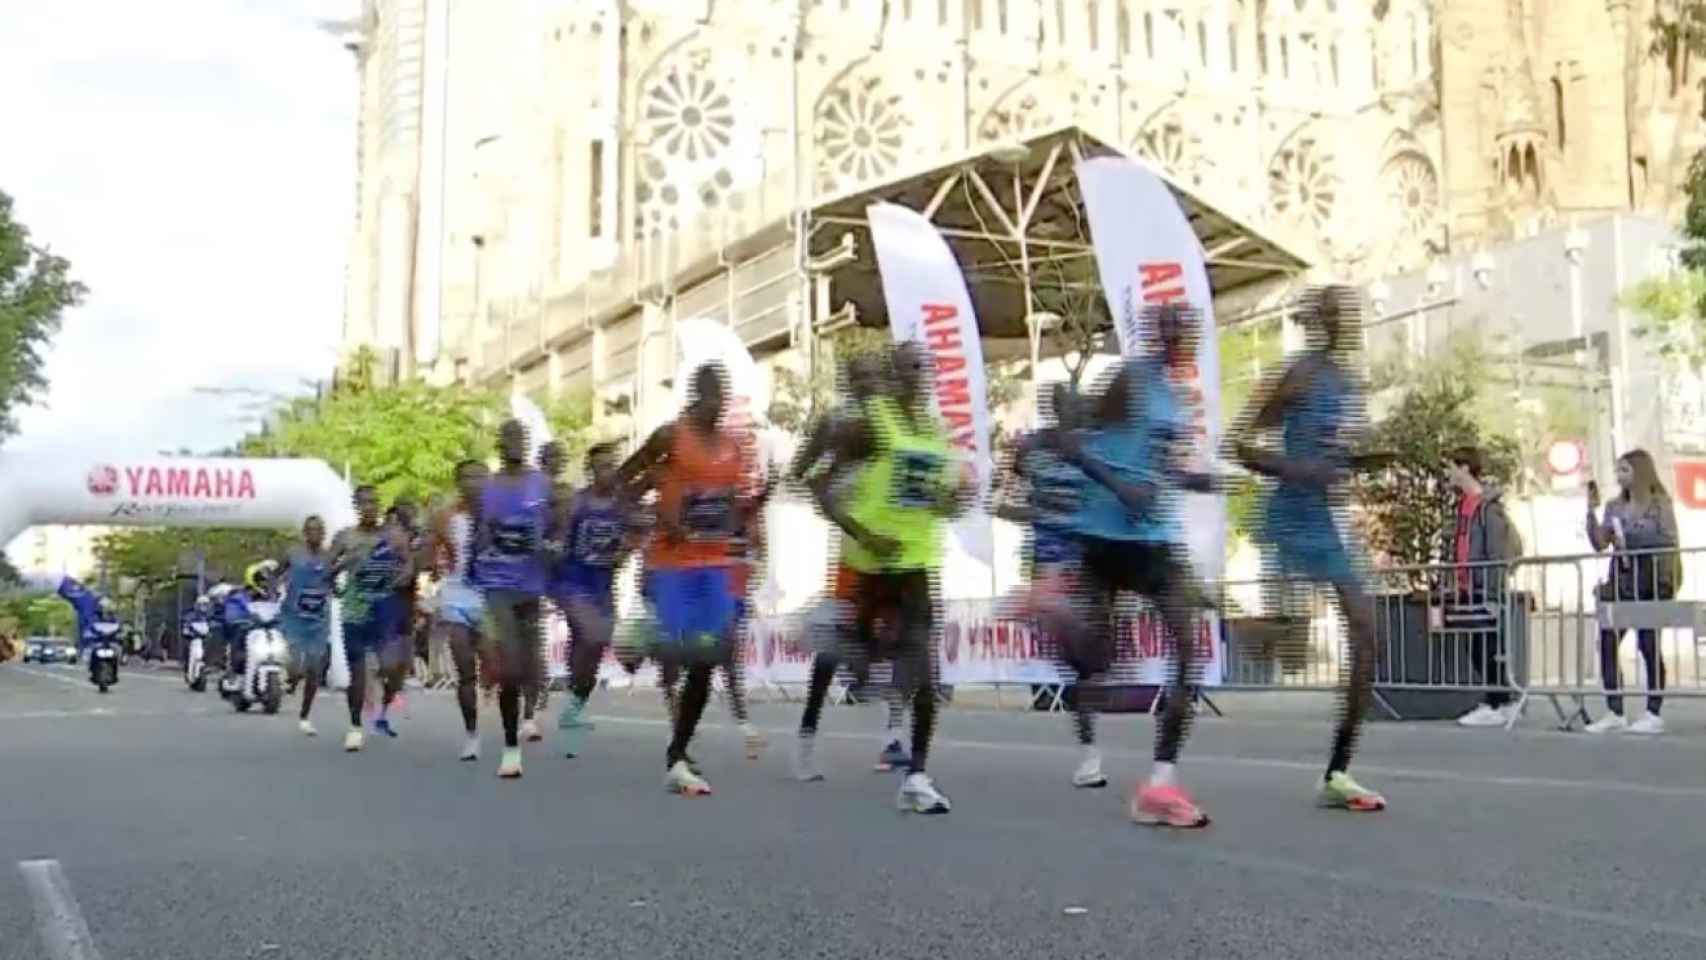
left=1439, top=447, right=1525, bottom=729
left=1584, top=450, right=1678, bottom=737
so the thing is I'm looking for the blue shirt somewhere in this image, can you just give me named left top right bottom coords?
left=473, top=470, right=551, bottom=594
left=1068, top=359, right=1189, bottom=544
left=282, top=546, right=334, bottom=634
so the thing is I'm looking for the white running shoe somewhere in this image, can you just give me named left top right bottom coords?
left=666, top=760, right=712, bottom=796
left=897, top=772, right=951, bottom=814
left=520, top=718, right=542, bottom=742
left=343, top=729, right=364, bottom=752
left=792, top=733, right=825, bottom=782
left=1626, top=712, right=1665, bottom=735
left=1072, top=747, right=1109, bottom=788
left=1456, top=704, right=1505, bottom=728
left=497, top=747, right=523, bottom=779
left=298, top=719, right=317, bottom=737
left=1584, top=713, right=1628, bottom=734
left=459, top=735, right=480, bottom=762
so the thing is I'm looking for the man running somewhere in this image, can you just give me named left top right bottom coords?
left=278, top=515, right=335, bottom=737
left=430, top=459, right=490, bottom=761
left=788, top=354, right=910, bottom=779
left=1233, top=285, right=1385, bottom=812
left=472, top=419, right=554, bottom=779
left=797, top=342, right=970, bottom=814
left=618, top=362, right=758, bottom=796
left=551, top=442, right=636, bottom=757
left=376, top=499, right=425, bottom=737
left=330, top=485, right=414, bottom=753
left=1051, top=305, right=1215, bottom=827
left=999, top=382, right=1106, bottom=788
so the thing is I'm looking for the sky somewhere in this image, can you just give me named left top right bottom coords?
left=0, top=0, right=358, bottom=458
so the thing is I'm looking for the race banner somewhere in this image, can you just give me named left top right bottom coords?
left=1074, top=156, right=1225, bottom=683
left=866, top=201, right=994, bottom=565
left=555, top=597, right=1221, bottom=689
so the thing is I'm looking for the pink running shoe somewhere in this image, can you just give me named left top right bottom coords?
left=1131, top=782, right=1211, bottom=829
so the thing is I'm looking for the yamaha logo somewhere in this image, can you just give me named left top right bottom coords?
left=86, top=465, right=118, bottom=497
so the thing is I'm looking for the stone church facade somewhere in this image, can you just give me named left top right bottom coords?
left=332, top=0, right=1706, bottom=420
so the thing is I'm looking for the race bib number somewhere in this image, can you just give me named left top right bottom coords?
left=892, top=451, right=946, bottom=509
left=492, top=521, right=535, bottom=556
left=295, top=590, right=328, bottom=617
left=682, top=490, right=734, bottom=540
left=576, top=518, right=624, bottom=565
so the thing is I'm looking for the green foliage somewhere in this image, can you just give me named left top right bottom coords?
left=1220, top=318, right=1284, bottom=545
left=1623, top=270, right=1706, bottom=369
left=1352, top=348, right=1520, bottom=575
left=239, top=380, right=507, bottom=506
left=0, top=190, right=85, bottom=439
left=0, top=591, right=78, bottom=637
left=92, top=527, right=296, bottom=589
left=768, top=326, right=891, bottom=431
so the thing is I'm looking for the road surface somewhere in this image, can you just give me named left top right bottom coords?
left=2, top=662, right=1704, bottom=959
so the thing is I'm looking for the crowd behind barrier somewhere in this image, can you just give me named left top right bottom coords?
left=399, top=546, right=1706, bottom=726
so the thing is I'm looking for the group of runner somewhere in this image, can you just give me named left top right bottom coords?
left=256, top=283, right=1387, bottom=826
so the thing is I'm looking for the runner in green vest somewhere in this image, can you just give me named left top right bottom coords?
left=799, top=341, right=973, bottom=815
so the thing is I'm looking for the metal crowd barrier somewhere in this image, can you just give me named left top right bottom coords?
left=1214, top=546, right=1706, bottom=729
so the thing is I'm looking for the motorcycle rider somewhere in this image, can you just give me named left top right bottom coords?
left=181, top=595, right=214, bottom=677
left=56, top=575, right=104, bottom=657
left=225, top=562, right=279, bottom=684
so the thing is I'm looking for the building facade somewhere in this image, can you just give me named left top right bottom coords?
left=334, top=0, right=1705, bottom=439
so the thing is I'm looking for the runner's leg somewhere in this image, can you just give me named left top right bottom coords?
left=443, top=620, right=481, bottom=760
left=1316, top=574, right=1384, bottom=811
left=893, top=573, right=949, bottom=814
left=1132, top=547, right=1210, bottom=827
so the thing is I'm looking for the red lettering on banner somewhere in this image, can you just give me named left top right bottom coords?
left=144, top=468, right=164, bottom=497
left=214, top=470, right=234, bottom=498
left=236, top=469, right=255, bottom=499
left=1678, top=462, right=1706, bottom=510
left=167, top=468, right=191, bottom=497
left=1139, top=262, right=1183, bottom=291
left=117, top=464, right=257, bottom=500
left=192, top=469, right=212, bottom=498
left=125, top=467, right=144, bottom=496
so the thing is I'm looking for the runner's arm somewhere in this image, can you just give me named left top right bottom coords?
left=617, top=425, right=673, bottom=500
left=1231, top=361, right=1308, bottom=481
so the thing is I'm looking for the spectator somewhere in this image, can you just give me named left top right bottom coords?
left=1584, top=449, right=1678, bottom=735
left=1442, top=446, right=1525, bottom=728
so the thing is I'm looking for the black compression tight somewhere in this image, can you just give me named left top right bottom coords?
left=666, top=664, right=714, bottom=767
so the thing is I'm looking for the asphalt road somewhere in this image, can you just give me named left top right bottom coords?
left=3, top=661, right=1705, bottom=960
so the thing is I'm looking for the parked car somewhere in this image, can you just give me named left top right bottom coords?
left=23, top=637, right=77, bottom=665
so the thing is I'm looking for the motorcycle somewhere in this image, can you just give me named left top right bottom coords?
left=183, top=619, right=211, bottom=692
left=87, top=620, right=123, bottom=693
left=218, top=600, right=286, bottom=714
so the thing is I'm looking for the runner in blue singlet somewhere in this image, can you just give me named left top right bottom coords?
left=330, top=485, right=413, bottom=754
left=1233, top=284, right=1385, bottom=813
left=279, top=515, right=334, bottom=737
left=472, top=418, right=553, bottom=779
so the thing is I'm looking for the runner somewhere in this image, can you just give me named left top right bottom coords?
left=788, top=354, right=899, bottom=781
left=471, top=418, right=553, bottom=779
left=723, top=451, right=777, bottom=761
left=618, top=361, right=758, bottom=796
left=429, top=458, right=489, bottom=761
left=548, top=441, right=638, bottom=757
left=278, top=515, right=335, bottom=737
left=329, top=485, right=414, bottom=753
left=998, top=381, right=1106, bottom=788
left=1051, top=304, right=1216, bottom=827
left=532, top=440, right=579, bottom=741
left=797, top=342, right=971, bottom=814
left=376, top=499, right=426, bottom=737
left=1232, top=285, right=1386, bottom=812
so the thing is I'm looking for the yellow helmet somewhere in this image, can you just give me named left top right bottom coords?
left=244, top=560, right=279, bottom=592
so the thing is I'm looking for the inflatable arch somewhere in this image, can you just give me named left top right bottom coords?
left=2, top=454, right=360, bottom=689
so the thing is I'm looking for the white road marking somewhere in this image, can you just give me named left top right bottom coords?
left=18, top=859, right=104, bottom=960
left=590, top=715, right=1706, bottom=801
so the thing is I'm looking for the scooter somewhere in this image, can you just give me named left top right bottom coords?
left=218, top=601, right=286, bottom=714
left=87, top=620, right=123, bottom=694
left=183, top=619, right=211, bottom=692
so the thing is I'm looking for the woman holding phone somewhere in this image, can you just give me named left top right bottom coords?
left=1584, top=449, right=1679, bottom=735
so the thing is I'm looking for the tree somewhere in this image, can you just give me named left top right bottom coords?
left=0, top=590, right=77, bottom=637
left=239, top=380, right=508, bottom=506
left=768, top=326, right=891, bottom=431
left=1352, top=349, right=1520, bottom=578
left=0, top=190, right=85, bottom=439
left=92, top=527, right=297, bottom=589
left=1219, top=317, right=1286, bottom=547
